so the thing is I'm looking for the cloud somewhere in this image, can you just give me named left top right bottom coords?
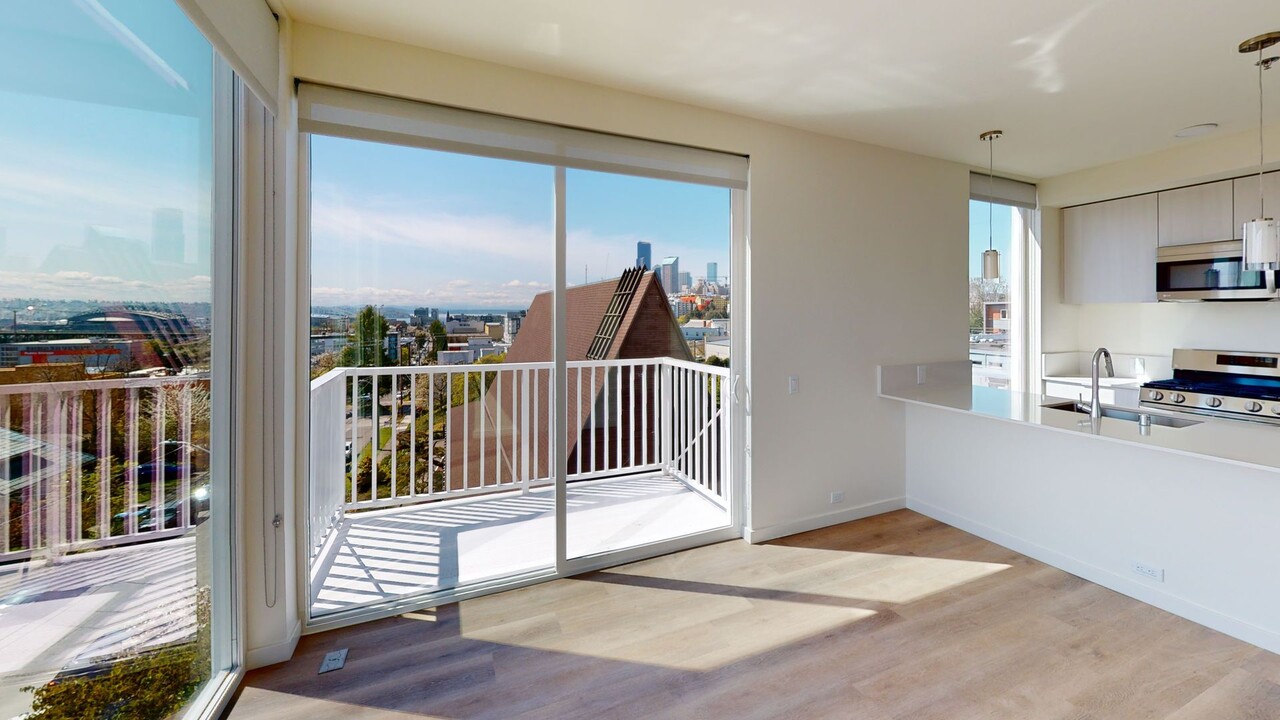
left=0, top=270, right=210, bottom=302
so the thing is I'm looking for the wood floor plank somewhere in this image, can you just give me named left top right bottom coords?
left=230, top=509, right=1279, bottom=719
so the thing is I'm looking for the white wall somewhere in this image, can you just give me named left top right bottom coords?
left=1039, top=126, right=1280, bottom=357
left=906, top=404, right=1280, bottom=655
left=239, top=5, right=301, bottom=671
left=289, top=23, right=971, bottom=542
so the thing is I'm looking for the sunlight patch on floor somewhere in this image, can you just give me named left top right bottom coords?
left=458, top=578, right=877, bottom=672
left=610, top=544, right=1012, bottom=605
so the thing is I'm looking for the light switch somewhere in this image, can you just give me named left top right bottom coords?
left=788, top=375, right=799, bottom=395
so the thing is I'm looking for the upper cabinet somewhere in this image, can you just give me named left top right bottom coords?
left=1233, top=171, right=1280, bottom=231
left=1157, top=180, right=1234, bottom=247
left=1064, top=194, right=1158, bottom=304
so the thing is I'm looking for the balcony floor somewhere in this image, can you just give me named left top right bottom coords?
left=0, top=535, right=197, bottom=719
left=310, top=473, right=728, bottom=617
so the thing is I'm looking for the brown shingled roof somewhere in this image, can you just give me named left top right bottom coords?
left=441, top=271, right=691, bottom=490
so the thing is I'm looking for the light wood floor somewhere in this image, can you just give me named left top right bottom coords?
left=229, top=510, right=1280, bottom=719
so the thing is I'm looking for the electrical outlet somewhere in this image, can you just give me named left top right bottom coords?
left=1133, top=562, right=1164, bottom=582
left=788, top=375, right=799, bottom=395
left=1133, top=358, right=1146, bottom=377
left=830, top=491, right=845, bottom=504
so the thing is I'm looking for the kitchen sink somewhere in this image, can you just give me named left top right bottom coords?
left=1041, top=400, right=1202, bottom=428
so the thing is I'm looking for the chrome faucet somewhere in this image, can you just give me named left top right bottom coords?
left=1086, top=347, right=1115, bottom=423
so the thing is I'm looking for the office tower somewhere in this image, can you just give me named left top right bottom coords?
left=678, top=271, right=692, bottom=291
left=151, top=208, right=185, bottom=264
left=657, top=256, right=679, bottom=292
left=707, top=262, right=718, bottom=284
left=636, top=241, right=651, bottom=269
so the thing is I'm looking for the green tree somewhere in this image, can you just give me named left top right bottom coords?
left=341, top=305, right=389, bottom=367
left=428, top=319, right=447, bottom=362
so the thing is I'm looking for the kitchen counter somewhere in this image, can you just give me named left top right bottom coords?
left=879, top=362, right=1280, bottom=473
left=1042, top=375, right=1141, bottom=390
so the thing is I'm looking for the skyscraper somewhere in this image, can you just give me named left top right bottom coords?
left=151, top=208, right=184, bottom=264
left=707, top=262, right=718, bottom=284
left=657, top=256, right=679, bottom=293
left=678, top=271, right=692, bottom=291
left=636, top=241, right=651, bottom=269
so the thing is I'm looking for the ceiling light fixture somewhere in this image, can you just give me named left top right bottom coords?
left=1239, top=32, right=1280, bottom=270
left=980, top=130, right=1003, bottom=281
left=1173, top=123, right=1218, bottom=138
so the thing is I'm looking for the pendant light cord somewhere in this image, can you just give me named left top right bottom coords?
left=1260, top=44, right=1266, bottom=217
left=988, top=135, right=995, bottom=252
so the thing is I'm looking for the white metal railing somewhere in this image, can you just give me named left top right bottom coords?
left=0, top=375, right=209, bottom=562
left=308, top=357, right=730, bottom=556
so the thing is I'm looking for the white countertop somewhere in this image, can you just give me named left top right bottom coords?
left=880, top=379, right=1280, bottom=473
left=1042, top=375, right=1142, bottom=389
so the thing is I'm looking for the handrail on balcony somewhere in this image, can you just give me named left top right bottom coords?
left=1, top=374, right=210, bottom=562
left=308, top=357, right=731, bottom=558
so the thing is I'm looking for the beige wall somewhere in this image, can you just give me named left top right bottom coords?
left=1039, top=126, right=1280, bottom=360
left=289, top=23, right=971, bottom=540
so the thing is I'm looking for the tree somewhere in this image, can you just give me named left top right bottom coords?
left=341, top=305, right=389, bottom=367
left=427, top=319, right=447, bottom=362
left=311, top=351, right=340, bottom=380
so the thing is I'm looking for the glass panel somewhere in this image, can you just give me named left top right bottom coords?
left=1158, top=259, right=1265, bottom=291
left=564, top=169, right=732, bottom=561
left=970, top=200, right=1018, bottom=389
left=307, top=136, right=554, bottom=618
left=0, top=2, right=226, bottom=717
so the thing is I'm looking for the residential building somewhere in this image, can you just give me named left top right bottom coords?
left=503, top=309, right=525, bottom=342
left=309, top=333, right=348, bottom=356
left=705, top=335, right=730, bottom=361
left=442, top=269, right=692, bottom=486
left=680, top=318, right=727, bottom=341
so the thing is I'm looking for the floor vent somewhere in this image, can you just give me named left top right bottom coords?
left=318, top=648, right=348, bottom=674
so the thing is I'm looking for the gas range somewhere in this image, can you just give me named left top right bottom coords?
left=1140, top=349, right=1280, bottom=425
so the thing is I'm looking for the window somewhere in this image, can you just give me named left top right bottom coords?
left=0, top=2, right=235, bottom=717
left=969, top=173, right=1038, bottom=392
left=301, top=84, right=746, bottom=624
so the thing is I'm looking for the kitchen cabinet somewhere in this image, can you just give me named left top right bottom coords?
left=1157, top=180, right=1234, bottom=246
left=1064, top=194, right=1157, bottom=303
left=1232, top=171, right=1280, bottom=231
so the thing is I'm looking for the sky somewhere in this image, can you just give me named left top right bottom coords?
left=309, top=135, right=733, bottom=311
left=0, top=1, right=214, bottom=305
left=969, top=199, right=1016, bottom=279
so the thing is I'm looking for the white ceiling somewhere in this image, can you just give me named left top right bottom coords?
left=279, top=0, right=1280, bottom=179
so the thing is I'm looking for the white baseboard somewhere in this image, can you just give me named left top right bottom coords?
left=745, top=497, right=905, bottom=544
left=907, top=497, right=1280, bottom=656
left=245, top=619, right=302, bottom=670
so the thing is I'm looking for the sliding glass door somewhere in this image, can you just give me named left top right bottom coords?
left=563, top=169, right=735, bottom=563
left=0, top=2, right=236, bottom=717
left=301, top=85, right=747, bottom=624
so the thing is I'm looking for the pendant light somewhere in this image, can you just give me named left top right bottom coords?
left=980, top=130, right=1003, bottom=280
left=1239, top=32, right=1280, bottom=270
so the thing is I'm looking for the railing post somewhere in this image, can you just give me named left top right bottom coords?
left=665, top=361, right=675, bottom=474
left=520, top=368, right=531, bottom=494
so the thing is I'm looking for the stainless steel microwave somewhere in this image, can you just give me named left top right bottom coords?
left=1156, top=240, right=1278, bottom=301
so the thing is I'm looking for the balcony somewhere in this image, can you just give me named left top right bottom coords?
left=308, top=357, right=732, bottom=617
left=0, top=376, right=208, bottom=715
